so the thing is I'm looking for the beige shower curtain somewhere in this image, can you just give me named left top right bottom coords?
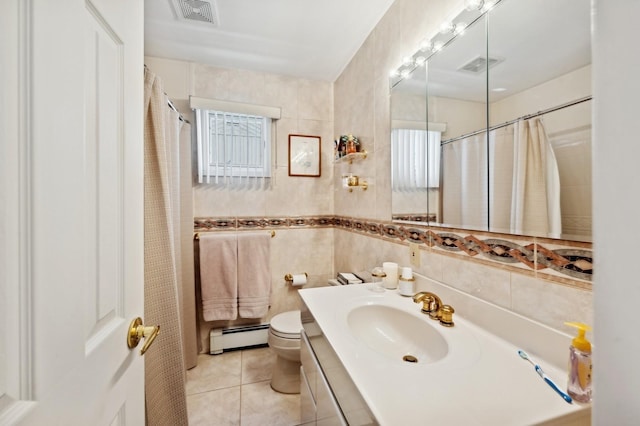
left=442, top=133, right=488, bottom=228
left=143, top=67, right=192, bottom=426
left=489, top=125, right=515, bottom=233
left=489, top=118, right=562, bottom=236
left=510, top=118, right=561, bottom=237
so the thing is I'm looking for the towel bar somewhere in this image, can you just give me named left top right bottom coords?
left=194, top=230, right=276, bottom=240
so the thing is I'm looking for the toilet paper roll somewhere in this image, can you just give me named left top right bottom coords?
left=290, top=273, right=307, bottom=286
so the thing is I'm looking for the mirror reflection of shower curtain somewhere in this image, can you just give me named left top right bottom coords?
left=489, top=118, right=561, bottom=237
left=442, top=132, right=488, bottom=229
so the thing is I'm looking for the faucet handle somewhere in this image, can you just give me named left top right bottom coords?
left=440, top=305, right=455, bottom=327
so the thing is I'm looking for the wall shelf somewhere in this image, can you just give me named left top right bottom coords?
left=337, top=150, right=368, bottom=192
left=335, top=151, right=367, bottom=165
left=347, top=181, right=368, bottom=192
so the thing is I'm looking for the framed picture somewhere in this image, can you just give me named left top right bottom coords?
left=288, top=134, right=321, bottom=177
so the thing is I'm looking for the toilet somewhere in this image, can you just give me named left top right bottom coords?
left=268, top=310, right=303, bottom=393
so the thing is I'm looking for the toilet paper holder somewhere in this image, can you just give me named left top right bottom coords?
left=284, top=272, right=308, bottom=282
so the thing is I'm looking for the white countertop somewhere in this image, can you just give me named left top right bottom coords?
left=299, top=283, right=590, bottom=425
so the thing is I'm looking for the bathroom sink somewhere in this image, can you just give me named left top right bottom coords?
left=300, top=283, right=589, bottom=425
left=347, top=304, right=448, bottom=364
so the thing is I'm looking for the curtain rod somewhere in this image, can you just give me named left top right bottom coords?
left=440, top=96, right=592, bottom=146
left=168, top=98, right=190, bottom=124
left=144, top=64, right=190, bottom=124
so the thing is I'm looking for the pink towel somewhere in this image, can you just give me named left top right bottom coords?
left=237, top=233, right=271, bottom=318
left=198, top=233, right=238, bottom=321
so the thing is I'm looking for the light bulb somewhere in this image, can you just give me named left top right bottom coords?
left=402, top=56, right=414, bottom=66
left=439, top=21, right=454, bottom=34
left=400, top=69, right=411, bottom=78
left=454, top=22, right=467, bottom=35
left=481, top=0, right=497, bottom=12
left=464, top=0, right=484, bottom=11
left=419, top=38, right=433, bottom=52
left=415, top=56, right=426, bottom=66
left=389, top=69, right=400, bottom=78
left=433, top=41, right=444, bottom=52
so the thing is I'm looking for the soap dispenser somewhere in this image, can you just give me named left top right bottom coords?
left=565, top=322, right=592, bottom=403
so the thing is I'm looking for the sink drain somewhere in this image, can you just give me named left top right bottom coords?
left=402, top=354, right=418, bottom=363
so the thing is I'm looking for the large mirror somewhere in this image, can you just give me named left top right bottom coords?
left=391, top=0, right=592, bottom=241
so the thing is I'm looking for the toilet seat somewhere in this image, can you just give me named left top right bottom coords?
left=269, top=310, right=302, bottom=339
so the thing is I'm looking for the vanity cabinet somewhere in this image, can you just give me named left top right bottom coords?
left=300, top=365, right=316, bottom=425
left=300, top=331, right=346, bottom=426
left=300, top=300, right=378, bottom=425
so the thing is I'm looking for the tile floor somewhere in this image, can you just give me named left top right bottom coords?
left=186, top=346, right=301, bottom=425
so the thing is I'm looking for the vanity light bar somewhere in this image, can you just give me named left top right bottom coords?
left=389, top=0, right=503, bottom=88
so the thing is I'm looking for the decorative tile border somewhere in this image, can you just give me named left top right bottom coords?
left=391, top=214, right=436, bottom=223
left=194, top=215, right=593, bottom=283
left=194, top=216, right=335, bottom=231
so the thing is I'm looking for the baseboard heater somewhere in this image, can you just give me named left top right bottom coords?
left=210, top=324, right=269, bottom=354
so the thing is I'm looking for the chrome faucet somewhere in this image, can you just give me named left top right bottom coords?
left=412, top=291, right=455, bottom=327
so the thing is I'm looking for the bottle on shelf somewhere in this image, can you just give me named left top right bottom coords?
left=346, top=135, right=357, bottom=154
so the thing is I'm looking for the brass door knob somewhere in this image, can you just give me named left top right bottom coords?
left=127, top=317, right=160, bottom=355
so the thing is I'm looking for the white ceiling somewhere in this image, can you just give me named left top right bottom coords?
left=144, top=0, right=396, bottom=82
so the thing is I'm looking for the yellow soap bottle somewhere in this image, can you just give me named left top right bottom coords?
left=565, top=322, right=592, bottom=403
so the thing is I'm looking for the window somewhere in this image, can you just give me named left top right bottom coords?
left=195, top=110, right=272, bottom=184
left=190, top=96, right=281, bottom=187
left=391, top=128, right=441, bottom=191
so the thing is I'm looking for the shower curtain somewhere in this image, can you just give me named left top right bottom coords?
left=511, top=118, right=561, bottom=237
left=143, top=67, right=191, bottom=426
left=490, top=118, right=561, bottom=237
left=442, top=133, right=488, bottom=228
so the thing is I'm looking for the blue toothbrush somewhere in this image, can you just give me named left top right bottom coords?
left=518, top=350, right=572, bottom=404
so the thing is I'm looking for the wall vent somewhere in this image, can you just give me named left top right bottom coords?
left=458, top=56, right=504, bottom=74
left=170, top=0, right=219, bottom=26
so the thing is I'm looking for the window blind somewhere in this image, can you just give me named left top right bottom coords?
left=391, top=128, right=441, bottom=191
left=195, top=109, right=271, bottom=187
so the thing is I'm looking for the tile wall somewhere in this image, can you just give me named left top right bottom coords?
left=147, top=0, right=593, bottom=341
left=144, top=56, right=338, bottom=350
left=196, top=216, right=593, bottom=331
left=331, top=0, right=593, bottom=333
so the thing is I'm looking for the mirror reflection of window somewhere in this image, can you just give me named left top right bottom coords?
left=391, top=129, right=441, bottom=191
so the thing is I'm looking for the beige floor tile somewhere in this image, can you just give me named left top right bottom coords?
left=240, top=380, right=301, bottom=426
left=186, top=352, right=242, bottom=395
left=187, top=386, right=241, bottom=426
left=186, top=348, right=301, bottom=425
left=241, top=347, right=276, bottom=385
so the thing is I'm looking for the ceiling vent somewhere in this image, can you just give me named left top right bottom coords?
left=170, top=0, right=219, bottom=26
left=458, top=56, right=504, bottom=74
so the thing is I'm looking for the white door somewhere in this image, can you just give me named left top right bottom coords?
left=0, top=0, right=145, bottom=424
